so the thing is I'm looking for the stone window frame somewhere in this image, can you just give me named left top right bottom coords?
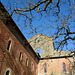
left=4, top=68, right=11, bottom=75
left=22, top=53, right=27, bottom=65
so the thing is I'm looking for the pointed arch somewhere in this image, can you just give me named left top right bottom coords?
left=63, top=63, right=66, bottom=72
left=44, top=64, right=47, bottom=73
left=4, top=68, right=11, bottom=75
left=35, top=48, right=43, bottom=56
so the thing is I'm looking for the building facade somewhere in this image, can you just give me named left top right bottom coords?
left=0, top=2, right=39, bottom=75
left=38, top=57, right=73, bottom=75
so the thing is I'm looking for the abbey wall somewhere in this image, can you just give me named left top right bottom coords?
left=28, top=35, right=73, bottom=75
left=28, top=34, right=55, bottom=58
left=0, top=2, right=39, bottom=75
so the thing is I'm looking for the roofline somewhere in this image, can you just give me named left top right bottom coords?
left=28, top=34, right=53, bottom=42
left=40, top=55, right=73, bottom=60
left=0, top=2, right=40, bottom=60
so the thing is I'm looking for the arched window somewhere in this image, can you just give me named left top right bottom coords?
left=44, top=64, right=47, bottom=73
left=26, top=58, right=28, bottom=66
left=6, top=70, right=10, bottom=75
left=4, top=68, right=11, bottom=75
left=19, top=52, right=22, bottom=61
left=5, top=69, right=11, bottom=75
left=63, top=63, right=66, bottom=72
left=7, top=40, right=12, bottom=52
left=31, top=62, right=34, bottom=71
left=35, top=48, right=43, bottom=56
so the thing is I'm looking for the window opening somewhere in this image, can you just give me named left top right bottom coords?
left=19, top=52, right=22, bottom=61
left=37, top=40, right=40, bottom=43
left=63, top=63, right=66, bottom=72
left=35, top=48, right=43, bottom=56
left=26, top=58, right=28, bottom=66
left=6, top=70, right=10, bottom=75
left=7, top=40, right=11, bottom=51
left=44, top=64, right=47, bottom=73
left=31, top=62, right=34, bottom=71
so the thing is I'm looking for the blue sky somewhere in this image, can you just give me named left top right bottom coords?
left=1, top=0, right=75, bottom=51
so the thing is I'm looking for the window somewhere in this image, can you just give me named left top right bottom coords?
left=63, top=63, right=66, bottom=72
left=4, top=68, right=11, bottom=75
left=6, top=70, right=10, bottom=75
left=37, top=40, right=40, bottom=43
left=44, top=64, right=47, bottom=73
left=5, top=69, right=11, bottom=75
left=19, top=52, right=22, bottom=61
left=7, top=40, right=11, bottom=52
left=31, top=62, right=34, bottom=71
left=26, top=58, right=28, bottom=66
left=35, top=48, right=43, bottom=56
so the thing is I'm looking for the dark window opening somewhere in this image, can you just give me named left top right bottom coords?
left=26, top=58, right=28, bottom=66
left=19, top=52, right=22, bottom=61
left=44, top=64, right=47, bottom=73
left=31, top=62, right=34, bottom=71
left=37, top=40, right=40, bottom=43
left=63, top=63, right=66, bottom=72
left=6, top=70, right=10, bottom=75
left=7, top=40, right=11, bottom=51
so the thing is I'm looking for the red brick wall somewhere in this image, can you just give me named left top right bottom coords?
left=0, top=20, right=39, bottom=75
left=38, top=57, right=73, bottom=75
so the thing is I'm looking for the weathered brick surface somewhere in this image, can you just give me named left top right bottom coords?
left=0, top=19, right=39, bottom=75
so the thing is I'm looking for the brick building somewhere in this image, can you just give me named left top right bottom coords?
left=0, top=2, right=39, bottom=75
left=0, top=2, right=74, bottom=75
